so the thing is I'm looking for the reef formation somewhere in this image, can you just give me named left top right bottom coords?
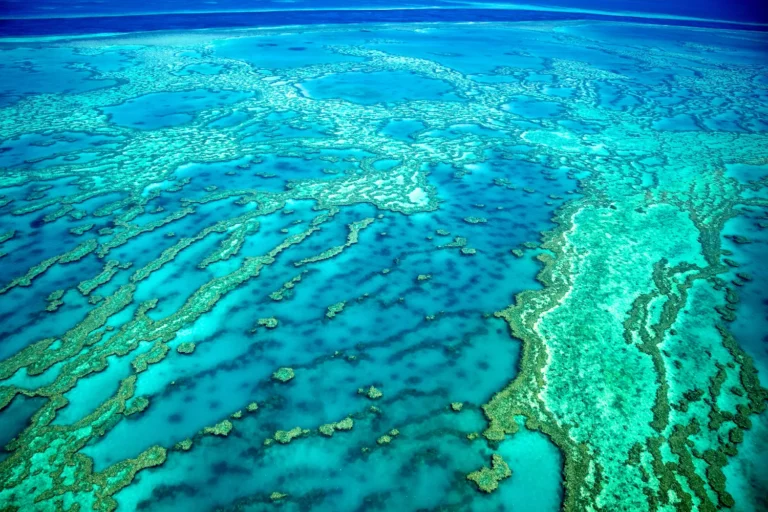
left=0, top=19, right=767, bottom=512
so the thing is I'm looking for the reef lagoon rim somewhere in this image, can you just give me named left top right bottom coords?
left=1, top=16, right=767, bottom=512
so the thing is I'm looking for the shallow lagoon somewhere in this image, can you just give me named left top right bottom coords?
left=298, top=70, right=464, bottom=104
left=0, top=17, right=767, bottom=512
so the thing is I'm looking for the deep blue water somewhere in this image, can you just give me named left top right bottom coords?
left=0, top=1, right=766, bottom=37
left=0, top=0, right=766, bottom=24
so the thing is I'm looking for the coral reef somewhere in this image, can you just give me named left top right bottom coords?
left=272, top=367, right=295, bottom=383
left=359, top=386, right=383, bottom=400
left=325, top=302, right=346, bottom=319
left=203, top=420, right=233, bottom=437
left=0, top=18, right=765, bottom=512
left=176, top=342, right=196, bottom=355
left=257, top=317, right=279, bottom=329
left=274, top=427, right=309, bottom=445
left=467, top=454, right=512, bottom=493
left=319, top=417, right=354, bottom=437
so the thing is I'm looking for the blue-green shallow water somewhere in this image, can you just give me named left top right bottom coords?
left=0, top=14, right=767, bottom=512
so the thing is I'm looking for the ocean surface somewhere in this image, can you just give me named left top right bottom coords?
left=1, top=0, right=767, bottom=24
left=0, top=3, right=767, bottom=512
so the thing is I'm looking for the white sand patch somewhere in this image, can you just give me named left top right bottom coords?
left=408, top=187, right=427, bottom=205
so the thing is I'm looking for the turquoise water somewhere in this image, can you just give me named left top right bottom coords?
left=299, top=70, right=465, bottom=104
left=0, top=14, right=767, bottom=512
left=103, top=89, right=257, bottom=129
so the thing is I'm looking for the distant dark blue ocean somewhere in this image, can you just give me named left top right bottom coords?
left=1, top=0, right=766, bottom=37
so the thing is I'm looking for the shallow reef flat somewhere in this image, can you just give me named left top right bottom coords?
left=0, top=19, right=767, bottom=512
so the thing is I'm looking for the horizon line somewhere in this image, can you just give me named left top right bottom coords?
left=1, top=4, right=766, bottom=28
